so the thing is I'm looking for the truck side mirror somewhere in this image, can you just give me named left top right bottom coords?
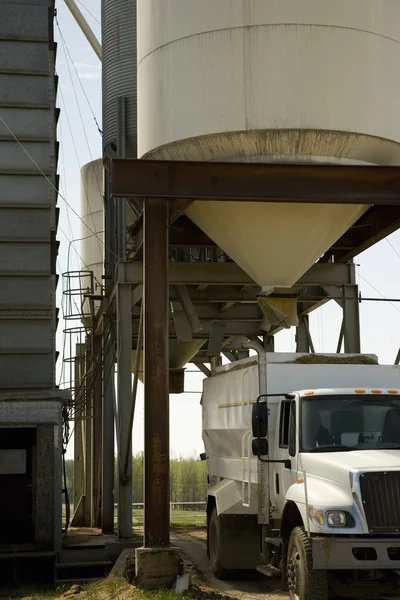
left=252, top=400, right=268, bottom=438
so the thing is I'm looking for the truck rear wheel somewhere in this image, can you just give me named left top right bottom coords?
left=287, top=527, right=328, bottom=600
left=209, top=508, right=231, bottom=579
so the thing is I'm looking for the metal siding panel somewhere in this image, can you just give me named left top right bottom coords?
left=0, top=208, right=51, bottom=241
left=0, top=74, right=50, bottom=107
left=0, top=277, right=54, bottom=309
left=0, top=0, right=57, bottom=391
left=0, top=41, right=49, bottom=74
left=0, top=401, right=61, bottom=424
left=0, top=141, right=52, bottom=172
left=0, top=175, right=52, bottom=206
left=0, top=320, right=53, bottom=352
left=0, top=355, right=54, bottom=388
left=0, top=243, right=50, bottom=274
left=0, top=1, right=53, bottom=5
left=0, top=108, right=51, bottom=140
left=0, top=6, right=50, bottom=41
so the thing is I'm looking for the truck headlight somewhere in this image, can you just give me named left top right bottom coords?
left=326, top=511, right=347, bottom=527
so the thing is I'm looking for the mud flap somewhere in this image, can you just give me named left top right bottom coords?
left=219, top=514, right=262, bottom=570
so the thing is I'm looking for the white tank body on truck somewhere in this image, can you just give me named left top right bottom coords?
left=202, top=351, right=400, bottom=599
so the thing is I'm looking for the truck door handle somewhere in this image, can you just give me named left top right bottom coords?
left=276, top=474, right=280, bottom=495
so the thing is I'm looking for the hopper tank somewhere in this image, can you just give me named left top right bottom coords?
left=137, top=0, right=400, bottom=288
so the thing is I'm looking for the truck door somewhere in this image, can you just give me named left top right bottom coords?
left=272, top=398, right=297, bottom=514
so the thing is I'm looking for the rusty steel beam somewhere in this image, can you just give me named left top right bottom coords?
left=111, top=159, right=400, bottom=205
left=116, top=260, right=355, bottom=288
left=323, top=204, right=400, bottom=263
left=144, top=197, right=170, bottom=548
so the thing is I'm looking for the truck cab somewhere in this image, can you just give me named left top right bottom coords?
left=202, top=354, right=400, bottom=600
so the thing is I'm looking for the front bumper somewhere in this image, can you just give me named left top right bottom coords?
left=312, top=537, right=400, bottom=570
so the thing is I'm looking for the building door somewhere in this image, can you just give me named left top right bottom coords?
left=0, top=428, right=36, bottom=545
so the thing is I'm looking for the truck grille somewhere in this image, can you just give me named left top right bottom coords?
left=359, top=471, right=400, bottom=534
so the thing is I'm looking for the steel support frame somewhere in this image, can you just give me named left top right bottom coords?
left=343, top=284, right=361, bottom=354
left=114, top=261, right=357, bottom=289
left=111, top=160, right=400, bottom=205
left=109, top=159, right=398, bottom=549
left=143, top=198, right=170, bottom=547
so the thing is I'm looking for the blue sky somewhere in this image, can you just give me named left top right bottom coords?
left=55, top=0, right=400, bottom=460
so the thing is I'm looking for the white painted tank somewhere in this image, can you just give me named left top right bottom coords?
left=138, top=0, right=400, bottom=288
left=80, top=159, right=204, bottom=373
left=80, top=159, right=105, bottom=295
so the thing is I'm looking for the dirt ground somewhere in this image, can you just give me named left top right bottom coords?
left=171, top=528, right=288, bottom=600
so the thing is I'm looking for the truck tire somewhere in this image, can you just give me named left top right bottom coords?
left=287, top=527, right=328, bottom=600
left=209, top=508, right=231, bottom=579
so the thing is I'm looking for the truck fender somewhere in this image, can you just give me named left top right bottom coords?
left=207, top=478, right=258, bottom=515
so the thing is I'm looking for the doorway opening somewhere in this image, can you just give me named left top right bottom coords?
left=0, top=427, right=36, bottom=546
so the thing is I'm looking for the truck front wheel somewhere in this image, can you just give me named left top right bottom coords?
left=287, top=527, right=328, bottom=600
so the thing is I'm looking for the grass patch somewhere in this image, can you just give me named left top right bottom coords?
left=0, top=584, right=70, bottom=599
left=63, top=510, right=206, bottom=531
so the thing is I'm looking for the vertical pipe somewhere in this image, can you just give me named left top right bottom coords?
left=144, top=197, right=170, bottom=548
left=123, top=302, right=143, bottom=480
left=343, top=284, right=361, bottom=354
left=117, top=282, right=133, bottom=539
left=102, top=311, right=115, bottom=533
left=84, top=344, right=93, bottom=527
left=92, top=331, right=103, bottom=527
left=73, top=344, right=85, bottom=515
left=117, top=97, right=127, bottom=260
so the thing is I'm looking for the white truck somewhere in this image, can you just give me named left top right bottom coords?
left=202, top=346, right=400, bottom=600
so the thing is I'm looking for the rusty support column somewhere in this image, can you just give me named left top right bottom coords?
left=144, top=197, right=170, bottom=548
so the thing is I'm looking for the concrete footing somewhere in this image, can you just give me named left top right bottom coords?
left=135, top=546, right=183, bottom=589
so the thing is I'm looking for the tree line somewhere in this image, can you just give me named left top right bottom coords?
left=64, top=454, right=208, bottom=506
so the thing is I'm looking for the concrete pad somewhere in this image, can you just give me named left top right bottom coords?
left=135, top=546, right=183, bottom=589
left=105, top=539, right=142, bottom=563
left=109, top=548, right=136, bottom=578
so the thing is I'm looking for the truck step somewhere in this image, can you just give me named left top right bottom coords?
left=257, top=564, right=281, bottom=578
left=264, top=536, right=281, bottom=547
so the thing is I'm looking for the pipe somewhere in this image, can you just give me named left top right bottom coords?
left=242, top=341, right=266, bottom=396
left=117, top=97, right=127, bottom=260
left=123, top=301, right=143, bottom=480
left=64, top=0, right=102, bottom=61
left=242, top=340, right=270, bottom=531
left=174, top=285, right=203, bottom=334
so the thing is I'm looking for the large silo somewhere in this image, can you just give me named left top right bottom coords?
left=137, top=0, right=400, bottom=289
left=80, top=159, right=104, bottom=295
left=102, top=0, right=137, bottom=159
left=81, top=159, right=205, bottom=380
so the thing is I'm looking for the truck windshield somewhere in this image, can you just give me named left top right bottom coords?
left=301, top=395, right=400, bottom=452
